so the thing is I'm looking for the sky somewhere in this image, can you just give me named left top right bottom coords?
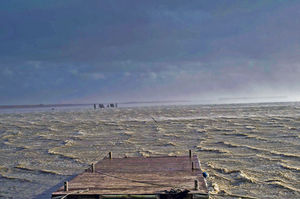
left=1, top=0, right=300, bottom=105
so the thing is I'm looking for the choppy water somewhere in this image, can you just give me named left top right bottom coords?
left=0, top=102, right=300, bottom=199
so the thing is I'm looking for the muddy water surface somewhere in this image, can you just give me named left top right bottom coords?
left=0, top=103, right=300, bottom=198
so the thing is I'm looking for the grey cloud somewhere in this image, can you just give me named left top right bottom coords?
left=1, top=0, right=300, bottom=104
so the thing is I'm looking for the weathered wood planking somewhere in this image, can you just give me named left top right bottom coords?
left=52, top=155, right=209, bottom=198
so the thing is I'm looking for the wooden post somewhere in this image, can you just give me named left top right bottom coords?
left=194, top=180, right=199, bottom=190
left=64, top=181, right=68, bottom=191
left=91, top=163, right=95, bottom=173
left=189, top=150, right=192, bottom=158
left=109, top=152, right=112, bottom=159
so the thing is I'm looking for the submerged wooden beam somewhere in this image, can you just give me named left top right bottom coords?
left=52, top=155, right=209, bottom=199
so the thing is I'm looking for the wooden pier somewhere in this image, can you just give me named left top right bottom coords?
left=52, top=153, right=209, bottom=199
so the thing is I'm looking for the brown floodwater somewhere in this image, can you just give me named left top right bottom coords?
left=0, top=102, right=300, bottom=198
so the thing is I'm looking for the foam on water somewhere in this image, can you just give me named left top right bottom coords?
left=0, top=102, right=300, bottom=198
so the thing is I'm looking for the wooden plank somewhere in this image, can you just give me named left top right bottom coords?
left=52, top=155, right=209, bottom=198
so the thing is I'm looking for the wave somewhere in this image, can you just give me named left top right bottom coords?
left=277, top=134, right=300, bottom=139
left=269, top=150, right=300, bottom=160
left=245, top=134, right=268, bottom=141
left=156, top=141, right=177, bottom=147
left=197, top=145, right=230, bottom=154
left=122, top=131, right=135, bottom=136
left=222, top=131, right=269, bottom=141
left=124, top=137, right=139, bottom=145
left=211, top=182, right=220, bottom=194
left=279, top=163, right=300, bottom=172
left=207, top=127, right=225, bottom=132
left=266, top=180, right=300, bottom=193
left=15, top=164, right=63, bottom=175
left=287, top=126, right=298, bottom=130
left=1, top=130, right=23, bottom=139
left=165, top=141, right=176, bottom=146
left=213, top=141, right=300, bottom=160
left=64, top=139, right=75, bottom=146
left=156, top=127, right=166, bottom=134
left=225, top=132, right=249, bottom=137
left=207, top=163, right=256, bottom=185
left=245, top=125, right=256, bottom=130
left=209, top=182, right=230, bottom=195
left=0, top=173, right=32, bottom=182
left=72, top=131, right=86, bottom=136
left=47, top=148, right=80, bottom=162
left=163, top=133, right=181, bottom=138
left=232, top=170, right=256, bottom=185
left=207, top=163, right=242, bottom=175
left=255, top=154, right=284, bottom=162
left=136, top=150, right=155, bottom=157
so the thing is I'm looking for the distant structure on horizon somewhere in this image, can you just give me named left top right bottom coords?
left=94, top=103, right=118, bottom=109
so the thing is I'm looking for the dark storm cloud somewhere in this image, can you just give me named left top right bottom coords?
left=1, top=0, right=300, bottom=104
